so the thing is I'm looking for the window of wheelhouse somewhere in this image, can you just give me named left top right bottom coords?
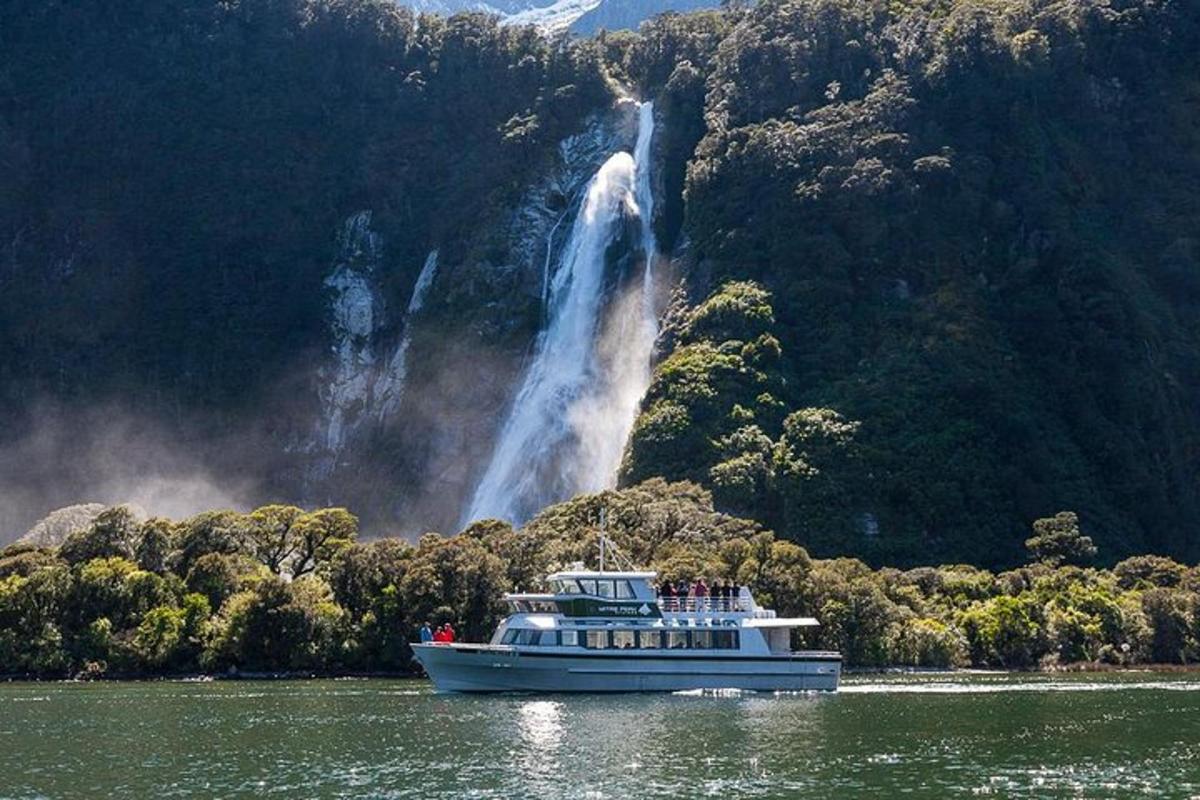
left=578, top=579, right=597, bottom=595
left=615, top=580, right=635, bottom=599
left=502, top=629, right=549, bottom=645
left=596, top=580, right=614, bottom=598
left=556, top=580, right=583, bottom=595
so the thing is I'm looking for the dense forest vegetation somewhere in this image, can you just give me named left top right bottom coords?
left=0, top=0, right=608, bottom=412
left=609, top=0, right=1200, bottom=566
left=2, top=481, right=1200, bottom=677
left=3, top=0, right=1200, bottom=570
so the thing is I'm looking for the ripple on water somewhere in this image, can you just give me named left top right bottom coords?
left=2, top=675, right=1198, bottom=799
left=840, top=679, right=1200, bottom=694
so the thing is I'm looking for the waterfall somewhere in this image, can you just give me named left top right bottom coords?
left=375, top=249, right=439, bottom=419
left=464, top=101, right=659, bottom=526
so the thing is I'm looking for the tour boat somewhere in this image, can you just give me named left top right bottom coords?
left=412, top=541, right=841, bottom=693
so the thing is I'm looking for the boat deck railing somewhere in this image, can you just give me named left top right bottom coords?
left=657, top=597, right=747, bottom=613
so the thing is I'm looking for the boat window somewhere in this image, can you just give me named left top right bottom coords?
left=578, top=579, right=597, bottom=595
left=502, top=629, right=547, bottom=646
left=615, top=580, right=635, bottom=599
left=638, top=630, right=662, bottom=649
left=712, top=631, right=739, bottom=650
left=511, top=600, right=530, bottom=613
left=584, top=630, right=609, bottom=649
left=530, top=600, right=557, bottom=613
left=612, top=630, right=636, bottom=649
left=560, top=630, right=579, bottom=647
left=558, top=580, right=582, bottom=595
left=596, top=580, right=615, bottom=598
left=692, top=630, right=713, bottom=649
left=666, top=630, right=689, bottom=649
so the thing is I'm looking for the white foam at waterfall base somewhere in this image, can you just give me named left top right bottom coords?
left=464, top=101, right=659, bottom=525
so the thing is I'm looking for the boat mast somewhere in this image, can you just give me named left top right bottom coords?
left=598, top=509, right=606, bottom=573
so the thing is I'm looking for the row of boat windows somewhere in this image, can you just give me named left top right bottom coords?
left=550, top=579, right=637, bottom=599
left=501, top=628, right=740, bottom=650
left=510, top=600, right=559, bottom=613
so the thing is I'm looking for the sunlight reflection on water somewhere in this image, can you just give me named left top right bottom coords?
left=0, top=674, right=1197, bottom=798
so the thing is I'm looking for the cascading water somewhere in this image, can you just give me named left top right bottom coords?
left=464, top=101, right=660, bottom=525
left=375, top=249, right=439, bottom=419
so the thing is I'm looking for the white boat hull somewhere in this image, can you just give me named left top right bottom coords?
left=413, top=644, right=841, bottom=693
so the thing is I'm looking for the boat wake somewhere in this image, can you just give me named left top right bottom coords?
left=672, top=688, right=759, bottom=698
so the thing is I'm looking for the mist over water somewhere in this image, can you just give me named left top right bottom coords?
left=465, top=100, right=660, bottom=526
left=0, top=402, right=256, bottom=542
left=0, top=104, right=663, bottom=541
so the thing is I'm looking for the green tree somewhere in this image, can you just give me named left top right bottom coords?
left=290, top=509, right=358, bottom=578
left=245, top=504, right=306, bottom=576
left=959, top=594, right=1044, bottom=668
left=59, top=506, right=141, bottom=565
left=132, top=606, right=187, bottom=668
left=1025, top=512, right=1097, bottom=567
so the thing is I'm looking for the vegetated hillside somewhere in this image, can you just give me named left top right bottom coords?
left=604, top=0, right=1200, bottom=567
left=0, top=0, right=616, bottom=535
left=3, top=0, right=1200, bottom=570
left=0, top=0, right=607, bottom=413
left=3, top=482, right=1199, bottom=678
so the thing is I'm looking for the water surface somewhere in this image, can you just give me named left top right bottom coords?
left=2, top=672, right=1198, bottom=798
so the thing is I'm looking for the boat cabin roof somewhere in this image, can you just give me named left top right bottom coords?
left=546, top=569, right=657, bottom=581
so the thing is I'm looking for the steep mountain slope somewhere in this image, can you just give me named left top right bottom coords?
left=614, top=0, right=1200, bottom=565
left=0, top=0, right=615, bottom=538
left=2, top=0, right=1199, bottom=570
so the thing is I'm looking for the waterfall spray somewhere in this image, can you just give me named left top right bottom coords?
left=464, top=101, right=660, bottom=526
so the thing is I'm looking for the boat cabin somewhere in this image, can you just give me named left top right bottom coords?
left=492, top=566, right=818, bottom=656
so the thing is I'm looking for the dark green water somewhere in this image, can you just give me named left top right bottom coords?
left=2, top=672, right=1199, bottom=799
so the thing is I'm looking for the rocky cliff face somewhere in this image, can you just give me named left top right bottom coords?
left=300, top=102, right=643, bottom=534
left=392, top=0, right=720, bottom=34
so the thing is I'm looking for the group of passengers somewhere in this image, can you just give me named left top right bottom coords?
left=418, top=621, right=457, bottom=644
left=657, top=578, right=742, bottom=611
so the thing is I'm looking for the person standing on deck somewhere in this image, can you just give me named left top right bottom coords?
left=660, top=581, right=673, bottom=611
left=445, top=622, right=457, bottom=643
left=694, top=578, right=709, bottom=612
left=419, top=621, right=434, bottom=644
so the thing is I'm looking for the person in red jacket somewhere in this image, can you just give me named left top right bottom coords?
left=444, top=623, right=456, bottom=643
left=433, top=624, right=448, bottom=643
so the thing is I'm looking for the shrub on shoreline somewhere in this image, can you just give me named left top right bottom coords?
left=2, top=482, right=1199, bottom=678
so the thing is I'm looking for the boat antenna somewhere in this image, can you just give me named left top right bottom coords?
left=596, top=508, right=637, bottom=573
